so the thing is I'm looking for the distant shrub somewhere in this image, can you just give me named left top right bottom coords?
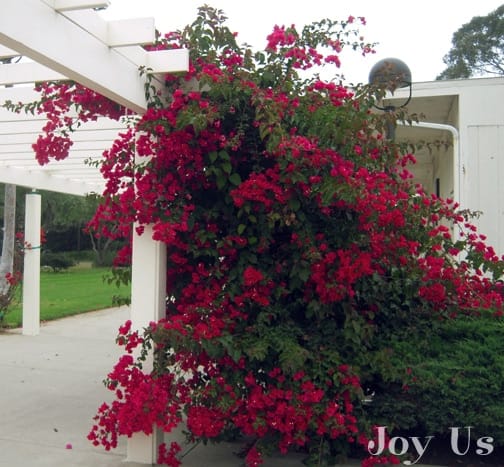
left=64, top=250, right=95, bottom=263
left=41, top=252, right=75, bottom=272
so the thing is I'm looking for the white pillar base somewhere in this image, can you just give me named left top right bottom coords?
left=126, top=224, right=166, bottom=464
left=126, top=431, right=161, bottom=465
left=22, top=192, right=41, bottom=336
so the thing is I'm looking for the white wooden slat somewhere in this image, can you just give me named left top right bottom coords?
left=0, top=45, right=20, bottom=59
left=0, top=128, right=122, bottom=144
left=1, top=116, right=56, bottom=128
left=61, top=8, right=108, bottom=45
left=0, top=139, right=112, bottom=153
left=146, top=48, right=190, bottom=74
left=0, top=162, right=100, bottom=171
left=107, top=18, right=156, bottom=47
left=0, top=111, right=126, bottom=128
left=0, top=86, right=39, bottom=100
left=0, top=62, right=67, bottom=86
left=44, top=0, right=110, bottom=12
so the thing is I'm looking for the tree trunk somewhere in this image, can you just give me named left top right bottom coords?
left=89, top=231, right=113, bottom=266
left=0, top=184, right=16, bottom=295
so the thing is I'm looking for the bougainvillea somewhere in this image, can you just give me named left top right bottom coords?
left=10, top=6, right=504, bottom=466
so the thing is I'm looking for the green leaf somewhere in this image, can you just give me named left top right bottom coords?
left=218, top=150, right=230, bottom=161
left=245, top=339, right=269, bottom=361
left=222, top=161, right=232, bottom=174
left=279, top=341, right=309, bottom=373
left=217, top=173, right=227, bottom=189
left=209, top=151, right=218, bottom=163
left=237, top=224, right=246, bottom=235
left=288, top=198, right=301, bottom=211
left=229, top=173, right=242, bottom=186
left=248, top=236, right=258, bottom=245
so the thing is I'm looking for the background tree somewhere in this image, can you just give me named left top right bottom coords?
left=437, top=5, right=504, bottom=79
left=0, top=184, right=16, bottom=295
left=40, top=190, right=95, bottom=252
left=0, top=57, right=20, bottom=296
left=39, top=191, right=121, bottom=266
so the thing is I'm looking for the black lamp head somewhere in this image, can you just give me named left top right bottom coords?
left=369, top=58, right=412, bottom=92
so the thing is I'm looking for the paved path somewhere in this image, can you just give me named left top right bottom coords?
left=0, top=307, right=444, bottom=467
left=0, top=307, right=130, bottom=467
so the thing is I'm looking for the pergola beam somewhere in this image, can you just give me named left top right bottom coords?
left=0, top=165, right=103, bottom=196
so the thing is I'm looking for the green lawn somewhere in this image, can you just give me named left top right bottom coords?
left=2, top=265, right=130, bottom=328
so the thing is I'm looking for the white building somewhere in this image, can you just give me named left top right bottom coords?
left=389, top=77, right=504, bottom=256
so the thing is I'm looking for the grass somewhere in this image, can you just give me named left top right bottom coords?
left=1, top=264, right=130, bottom=328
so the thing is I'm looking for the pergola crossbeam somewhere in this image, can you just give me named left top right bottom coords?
left=146, top=48, right=190, bottom=74
left=0, top=62, right=66, bottom=86
left=43, top=0, right=110, bottom=12
left=107, top=18, right=156, bottom=47
left=0, top=45, right=20, bottom=59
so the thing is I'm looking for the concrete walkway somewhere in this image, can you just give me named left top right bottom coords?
left=0, top=308, right=445, bottom=467
left=0, top=307, right=130, bottom=467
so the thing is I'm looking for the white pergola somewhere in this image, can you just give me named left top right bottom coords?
left=0, top=1, right=187, bottom=463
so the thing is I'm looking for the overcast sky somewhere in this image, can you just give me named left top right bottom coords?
left=100, top=0, right=503, bottom=84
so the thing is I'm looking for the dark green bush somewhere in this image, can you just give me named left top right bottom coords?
left=92, top=249, right=120, bottom=268
left=41, top=252, right=75, bottom=272
left=64, top=249, right=95, bottom=263
left=366, top=314, right=504, bottom=444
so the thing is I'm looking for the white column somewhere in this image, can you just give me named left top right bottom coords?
left=126, top=223, right=167, bottom=464
left=22, top=191, right=41, bottom=336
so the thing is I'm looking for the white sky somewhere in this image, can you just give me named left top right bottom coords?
left=101, top=0, right=504, bottom=84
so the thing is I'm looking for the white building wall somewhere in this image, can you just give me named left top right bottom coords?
left=393, top=77, right=504, bottom=257
left=458, top=81, right=504, bottom=256
left=434, top=146, right=454, bottom=201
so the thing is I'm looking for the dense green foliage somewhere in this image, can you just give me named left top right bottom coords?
left=368, top=314, right=504, bottom=444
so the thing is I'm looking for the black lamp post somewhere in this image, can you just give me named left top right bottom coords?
left=368, top=58, right=412, bottom=140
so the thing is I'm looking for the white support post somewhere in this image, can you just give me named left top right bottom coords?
left=126, top=224, right=167, bottom=464
left=22, top=191, right=41, bottom=336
